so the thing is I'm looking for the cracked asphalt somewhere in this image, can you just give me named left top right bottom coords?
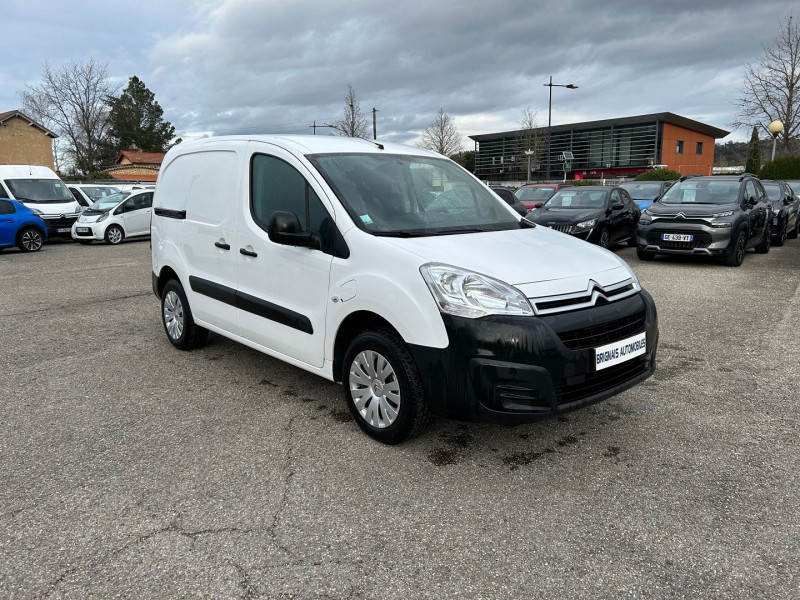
left=1, top=237, right=799, bottom=599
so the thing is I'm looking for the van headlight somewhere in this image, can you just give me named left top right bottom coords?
left=420, top=263, right=533, bottom=318
left=96, top=212, right=110, bottom=222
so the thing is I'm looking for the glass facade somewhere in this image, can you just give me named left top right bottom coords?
left=473, top=121, right=662, bottom=181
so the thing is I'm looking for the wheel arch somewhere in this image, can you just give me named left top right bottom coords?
left=15, top=223, right=46, bottom=245
left=156, top=265, right=182, bottom=298
left=332, top=310, right=403, bottom=383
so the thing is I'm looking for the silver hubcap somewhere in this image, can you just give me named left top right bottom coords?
left=163, top=291, right=184, bottom=340
left=22, top=230, right=42, bottom=251
left=108, top=228, right=122, bottom=244
left=349, top=350, right=401, bottom=428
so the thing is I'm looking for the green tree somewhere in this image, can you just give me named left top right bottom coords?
left=634, top=168, right=680, bottom=181
left=759, top=155, right=800, bottom=179
left=745, top=126, right=762, bottom=174
left=450, top=150, right=475, bottom=172
left=107, top=76, right=175, bottom=153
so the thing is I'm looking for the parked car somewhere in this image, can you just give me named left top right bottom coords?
left=71, top=189, right=152, bottom=245
left=490, top=186, right=527, bottom=216
left=0, top=165, right=81, bottom=236
left=618, top=180, right=674, bottom=211
left=636, top=174, right=772, bottom=266
left=761, top=180, right=800, bottom=245
left=514, top=183, right=573, bottom=211
left=68, top=184, right=122, bottom=208
left=525, top=186, right=640, bottom=248
left=151, top=136, right=658, bottom=444
left=0, top=198, right=48, bottom=252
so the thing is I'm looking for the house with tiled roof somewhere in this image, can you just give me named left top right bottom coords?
left=104, top=148, right=166, bottom=182
left=0, top=110, right=58, bottom=169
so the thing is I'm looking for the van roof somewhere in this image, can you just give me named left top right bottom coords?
left=166, top=135, right=442, bottom=159
left=0, top=165, right=60, bottom=179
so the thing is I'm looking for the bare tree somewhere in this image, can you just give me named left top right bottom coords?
left=331, top=83, right=369, bottom=138
left=20, top=59, right=120, bottom=173
left=517, top=107, right=546, bottom=182
left=418, top=108, right=463, bottom=156
left=733, top=14, right=800, bottom=154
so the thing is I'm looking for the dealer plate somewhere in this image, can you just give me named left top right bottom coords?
left=595, top=332, right=646, bottom=371
left=56, top=228, right=71, bottom=233
left=661, top=233, right=693, bottom=242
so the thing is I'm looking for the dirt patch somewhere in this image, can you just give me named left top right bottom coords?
left=428, top=448, right=461, bottom=466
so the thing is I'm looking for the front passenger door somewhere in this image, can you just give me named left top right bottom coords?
left=0, top=199, right=18, bottom=246
left=608, top=189, right=629, bottom=242
left=235, top=146, right=335, bottom=368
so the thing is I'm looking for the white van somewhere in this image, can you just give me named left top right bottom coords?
left=0, top=165, right=81, bottom=236
left=151, top=136, right=659, bottom=443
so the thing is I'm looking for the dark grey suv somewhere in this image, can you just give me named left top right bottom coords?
left=635, top=174, right=772, bottom=267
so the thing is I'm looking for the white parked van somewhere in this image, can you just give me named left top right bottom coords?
left=151, top=136, right=659, bottom=443
left=0, top=165, right=81, bottom=236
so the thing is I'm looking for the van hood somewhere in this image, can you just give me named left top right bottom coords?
left=20, top=200, right=80, bottom=215
left=380, top=227, right=633, bottom=298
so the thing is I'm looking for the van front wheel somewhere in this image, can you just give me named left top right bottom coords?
left=342, top=328, right=430, bottom=444
left=161, top=279, right=209, bottom=350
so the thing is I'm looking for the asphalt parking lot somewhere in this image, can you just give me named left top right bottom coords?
left=1, top=237, right=799, bottom=599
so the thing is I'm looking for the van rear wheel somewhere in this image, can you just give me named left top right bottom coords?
left=161, top=279, right=209, bottom=350
left=342, top=328, right=430, bottom=444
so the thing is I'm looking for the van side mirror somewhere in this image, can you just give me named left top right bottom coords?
left=267, top=211, right=321, bottom=250
left=534, top=201, right=544, bottom=209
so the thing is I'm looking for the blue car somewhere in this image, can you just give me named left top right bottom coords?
left=0, top=198, right=48, bottom=252
left=619, top=180, right=674, bottom=211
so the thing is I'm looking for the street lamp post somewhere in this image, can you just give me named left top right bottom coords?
left=768, top=119, right=784, bottom=162
left=524, top=149, right=534, bottom=183
left=544, top=75, right=578, bottom=181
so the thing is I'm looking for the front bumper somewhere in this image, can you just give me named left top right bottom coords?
left=408, top=291, right=658, bottom=424
left=71, top=221, right=106, bottom=240
left=636, top=221, right=735, bottom=256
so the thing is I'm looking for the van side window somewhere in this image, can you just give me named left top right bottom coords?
left=251, top=154, right=331, bottom=245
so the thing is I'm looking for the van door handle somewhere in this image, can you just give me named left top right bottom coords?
left=239, top=248, right=258, bottom=257
left=215, top=241, right=230, bottom=250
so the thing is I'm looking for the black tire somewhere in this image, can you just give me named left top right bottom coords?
left=597, top=227, right=611, bottom=249
left=79, top=240, right=92, bottom=245
left=341, top=328, right=430, bottom=444
left=774, top=222, right=787, bottom=247
left=636, top=247, right=655, bottom=261
left=160, top=279, right=209, bottom=351
left=17, top=227, right=44, bottom=252
left=104, top=225, right=124, bottom=245
left=724, top=231, right=747, bottom=267
left=755, top=226, right=771, bottom=254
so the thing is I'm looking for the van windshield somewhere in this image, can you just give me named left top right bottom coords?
left=308, top=153, right=519, bottom=236
left=4, top=179, right=74, bottom=203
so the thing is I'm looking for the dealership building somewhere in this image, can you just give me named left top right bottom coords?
left=469, top=112, right=730, bottom=182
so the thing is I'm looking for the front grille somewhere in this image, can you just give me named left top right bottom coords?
left=557, top=309, right=646, bottom=350
left=42, top=216, right=78, bottom=228
left=553, top=357, right=648, bottom=405
left=646, top=230, right=712, bottom=249
left=537, top=284, right=635, bottom=313
left=548, top=224, right=573, bottom=234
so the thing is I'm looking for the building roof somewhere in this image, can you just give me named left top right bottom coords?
left=104, top=164, right=160, bottom=181
left=0, top=110, right=58, bottom=138
left=469, top=112, right=730, bottom=142
left=115, top=150, right=167, bottom=165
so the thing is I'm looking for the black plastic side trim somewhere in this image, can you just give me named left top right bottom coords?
left=154, top=207, right=186, bottom=219
left=189, top=275, right=313, bottom=335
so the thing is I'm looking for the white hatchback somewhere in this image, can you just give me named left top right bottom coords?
left=71, top=189, right=153, bottom=244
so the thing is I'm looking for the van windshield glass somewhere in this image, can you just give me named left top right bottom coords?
left=308, top=153, right=519, bottom=236
left=4, top=179, right=74, bottom=203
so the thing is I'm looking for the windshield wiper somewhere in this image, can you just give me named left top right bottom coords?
left=520, top=218, right=537, bottom=228
left=371, top=230, right=429, bottom=238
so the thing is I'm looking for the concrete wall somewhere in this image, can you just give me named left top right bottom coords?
left=0, top=116, right=55, bottom=169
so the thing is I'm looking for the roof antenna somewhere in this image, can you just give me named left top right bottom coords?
left=360, top=137, right=384, bottom=150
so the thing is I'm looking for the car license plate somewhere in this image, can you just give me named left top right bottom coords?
left=595, top=332, right=647, bottom=371
left=76, top=227, right=90, bottom=234
left=661, top=233, right=693, bottom=242
left=56, top=227, right=71, bottom=233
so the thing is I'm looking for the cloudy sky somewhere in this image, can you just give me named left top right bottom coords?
left=2, top=0, right=796, bottom=147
